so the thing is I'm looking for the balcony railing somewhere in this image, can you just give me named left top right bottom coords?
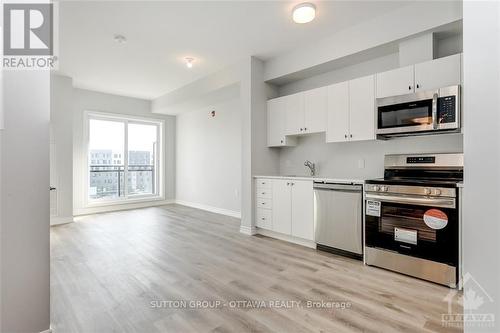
left=89, top=164, right=155, bottom=199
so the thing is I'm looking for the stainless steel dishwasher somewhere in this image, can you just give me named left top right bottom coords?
left=314, top=181, right=363, bottom=258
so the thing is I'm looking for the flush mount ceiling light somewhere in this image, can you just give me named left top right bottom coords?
left=113, top=34, right=127, bottom=44
left=292, top=3, right=316, bottom=24
left=185, top=57, right=195, bottom=68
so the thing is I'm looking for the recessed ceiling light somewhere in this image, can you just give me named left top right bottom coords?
left=292, top=3, right=316, bottom=24
left=185, top=57, right=194, bottom=68
left=113, top=34, right=127, bottom=44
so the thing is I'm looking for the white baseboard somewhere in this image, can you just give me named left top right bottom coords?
left=175, top=200, right=241, bottom=219
left=40, top=328, right=52, bottom=333
left=256, top=228, right=317, bottom=249
left=239, top=225, right=257, bottom=235
left=74, top=199, right=174, bottom=216
left=50, top=216, right=74, bottom=226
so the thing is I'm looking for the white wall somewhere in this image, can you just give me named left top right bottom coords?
left=265, top=1, right=462, bottom=81
left=279, top=53, right=399, bottom=96
left=1, top=71, right=50, bottom=332
left=463, top=2, right=500, bottom=331
left=50, top=75, right=74, bottom=225
left=72, top=88, right=176, bottom=215
left=240, top=57, right=281, bottom=234
left=176, top=98, right=241, bottom=216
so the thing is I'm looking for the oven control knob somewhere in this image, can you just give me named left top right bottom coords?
left=434, top=189, right=442, bottom=196
left=373, top=185, right=380, bottom=192
left=424, top=188, right=432, bottom=195
left=381, top=186, right=388, bottom=192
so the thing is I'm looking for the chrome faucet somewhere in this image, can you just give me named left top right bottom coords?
left=304, top=160, right=316, bottom=176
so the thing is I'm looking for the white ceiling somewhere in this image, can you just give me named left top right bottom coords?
left=58, top=1, right=413, bottom=100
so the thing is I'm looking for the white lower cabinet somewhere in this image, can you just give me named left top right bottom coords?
left=290, top=180, right=314, bottom=240
left=271, top=179, right=314, bottom=241
left=272, top=179, right=292, bottom=234
left=255, top=178, right=273, bottom=230
left=256, top=208, right=272, bottom=230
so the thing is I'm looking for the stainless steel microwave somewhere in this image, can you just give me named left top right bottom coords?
left=376, top=85, right=460, bottom=138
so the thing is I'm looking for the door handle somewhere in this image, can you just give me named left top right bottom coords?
left=50, top=187, right=57, bottom=191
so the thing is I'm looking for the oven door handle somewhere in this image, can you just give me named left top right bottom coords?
left=365, top=193, right=456, bottom=209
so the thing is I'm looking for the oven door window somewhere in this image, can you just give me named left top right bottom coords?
left=365, top=201, right=458, bottom=265
left=378, top=99, right=433, bottom=129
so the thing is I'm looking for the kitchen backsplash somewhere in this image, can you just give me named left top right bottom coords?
left=279, top=133, right=463, bottom=179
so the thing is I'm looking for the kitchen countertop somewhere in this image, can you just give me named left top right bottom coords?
left=253, top=175, right=365, bottom=185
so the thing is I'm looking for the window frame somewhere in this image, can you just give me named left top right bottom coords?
left=84, top=111, right=165, bottom=207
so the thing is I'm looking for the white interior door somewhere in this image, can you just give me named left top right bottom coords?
left=326, top=81, right=349, bottom=143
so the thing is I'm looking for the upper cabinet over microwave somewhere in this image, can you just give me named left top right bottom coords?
left=376, top=54, right=462, bottom=99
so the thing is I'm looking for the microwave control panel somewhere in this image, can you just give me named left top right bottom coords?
left=437, top=96, right=456, bottom=123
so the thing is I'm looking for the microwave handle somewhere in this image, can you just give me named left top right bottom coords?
left=432, top=93, right=438, bottom=129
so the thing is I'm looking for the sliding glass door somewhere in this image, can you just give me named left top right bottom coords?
left=127, top=122, right=158, bottom=196
left=87, top=113, right=162, bottom=204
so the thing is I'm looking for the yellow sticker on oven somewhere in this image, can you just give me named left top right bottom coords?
left=423, top=209, right=448, bottom=230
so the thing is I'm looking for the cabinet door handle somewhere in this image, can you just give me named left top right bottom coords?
left=261, top=192, right=266, bottom=195
left=344, top=134, right=348, bottom=139
left=286, top=182, right=290, bottom=185
left=300, top=128, right=303, bottom=131
left=350, top=134, right=353, bottom=138
left=304, top=127, right=307, bottom=131
left=261, top=217, right=265, bottom=220
left=408, top=85, right=412, bottom=90
left=417, top=84, right=420, bottom=89
left=280, top=139, right=284, bottom=144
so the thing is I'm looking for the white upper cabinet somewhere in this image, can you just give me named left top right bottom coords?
left=267, top=97, right=285, bottom=147
left=414, top=54, right=461, bottom=92
left=376, top=65, right=414, bottom=98
left=349, top=75, right=376, bottom=142
left=268, top=53, right=462, bottom=147
left=285, top=93, right=305, bottom=135
left=267, top=97, right=297, bottom=147
left=326, top=76, right=375, bottom=143
left=303, top=87, right=327, bottom=134
left=290, top=180, right=314, bottom=241
left=377, top=54, right=462, bottom=98
left=326, top=81, right=349, bottom=143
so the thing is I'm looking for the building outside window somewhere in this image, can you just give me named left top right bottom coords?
left=86, top=112, right=163, bottom=203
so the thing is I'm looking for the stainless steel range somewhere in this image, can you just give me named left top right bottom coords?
left=364, top=153, right=463, bottom=287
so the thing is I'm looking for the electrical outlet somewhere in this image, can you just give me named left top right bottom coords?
left=358, top=159, right=365, bottom=169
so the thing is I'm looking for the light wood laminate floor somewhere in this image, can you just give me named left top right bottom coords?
left=51, top=204, right=462, bottom=333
